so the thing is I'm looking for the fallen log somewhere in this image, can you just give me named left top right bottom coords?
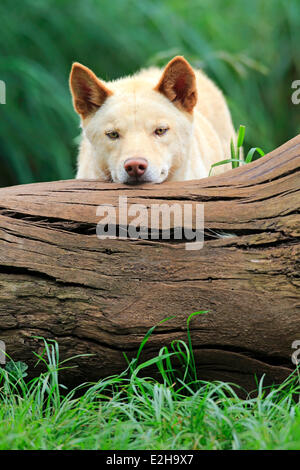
left=0, top=135, right=299, bottom=394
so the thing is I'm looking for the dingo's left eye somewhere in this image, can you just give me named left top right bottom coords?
left=154, top=127, right=169, bottom=136
left=105, top=131, right=120, bottom=140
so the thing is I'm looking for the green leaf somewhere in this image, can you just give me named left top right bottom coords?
left=209, top=158, right=246, bottom=176
left=237, top=125, right=246, bottom=148
left=186, top=311, right=208, bottom=382
left=245, top=147, right=265, bottom=163
left=230, top=138, right=236, bottom=159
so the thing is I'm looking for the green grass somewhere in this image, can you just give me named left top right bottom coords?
left=0, top=0, right=300, bottom=187
left=209, top=124, right=265, bottom=175
left=0, top=2, right=299, bottom=449
left=1, top=319, right=300, bottom=450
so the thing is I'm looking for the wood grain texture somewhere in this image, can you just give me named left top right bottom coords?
left=0, top=135, right=299, bottom=393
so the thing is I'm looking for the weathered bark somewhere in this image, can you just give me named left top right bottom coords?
left=0, top=135, right=299, bottom=393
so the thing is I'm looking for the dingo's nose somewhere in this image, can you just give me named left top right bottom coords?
left=124, top=158, right=148, bottom=177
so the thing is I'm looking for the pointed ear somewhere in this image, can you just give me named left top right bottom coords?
left=155, top=56, right=197, bottom=113
left=69, top=62, right=113, bottom=119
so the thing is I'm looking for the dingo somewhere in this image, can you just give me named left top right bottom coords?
left=70, top=56, right=236, bottom=184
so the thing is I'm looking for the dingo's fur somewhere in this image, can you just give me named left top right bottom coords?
left=70, top=56, right=236, bottom=184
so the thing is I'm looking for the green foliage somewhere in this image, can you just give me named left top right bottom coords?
left=0, top=0, right=300, bottom=187
left=0, top=318, right=300, bottom=450
left=209, top=125, right=265, bottom=175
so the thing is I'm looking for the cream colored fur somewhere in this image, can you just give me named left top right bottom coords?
left=70, top=56, right=236, bottom=184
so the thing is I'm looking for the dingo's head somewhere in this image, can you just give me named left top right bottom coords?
left=70, top=56, right=197, bottom=184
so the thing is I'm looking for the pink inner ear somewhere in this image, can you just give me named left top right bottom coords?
left=174, top=75, right=187, bottom=99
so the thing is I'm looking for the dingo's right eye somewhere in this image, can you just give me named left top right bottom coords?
left=105, top=131, right=120, bottom=140
left=154, top=127, right=169, bottom=136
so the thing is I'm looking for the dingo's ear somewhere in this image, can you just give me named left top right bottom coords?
left=69, top=63, right=112, bottom=119
left=155, top=56, right=197, bottom=113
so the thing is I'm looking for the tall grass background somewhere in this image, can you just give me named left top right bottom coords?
left=0, top=0, right=299, bottom=187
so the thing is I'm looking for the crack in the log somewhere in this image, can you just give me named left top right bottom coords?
left=0, top=266, right=105, bottom=289
left=0, top=217, right=296, bottom=245
left=241, top=209, right=299, bottom=220
left=0, top=264, right=247, bottom=285
left=239, top=239, right=299, bottom=250
left=241, top=188, right=299, bottom=204
left=3, top=326, right=292, bottom=369
left=0, top=225, right=298, bottom=265
left=127, top=194, right=244, bottom=202
left=0, top=200, right=298, bottom=254
left=0, top=209, right=97, bottom=234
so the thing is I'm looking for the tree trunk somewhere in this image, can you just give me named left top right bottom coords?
left=0, top=135, right=299, bottom=393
